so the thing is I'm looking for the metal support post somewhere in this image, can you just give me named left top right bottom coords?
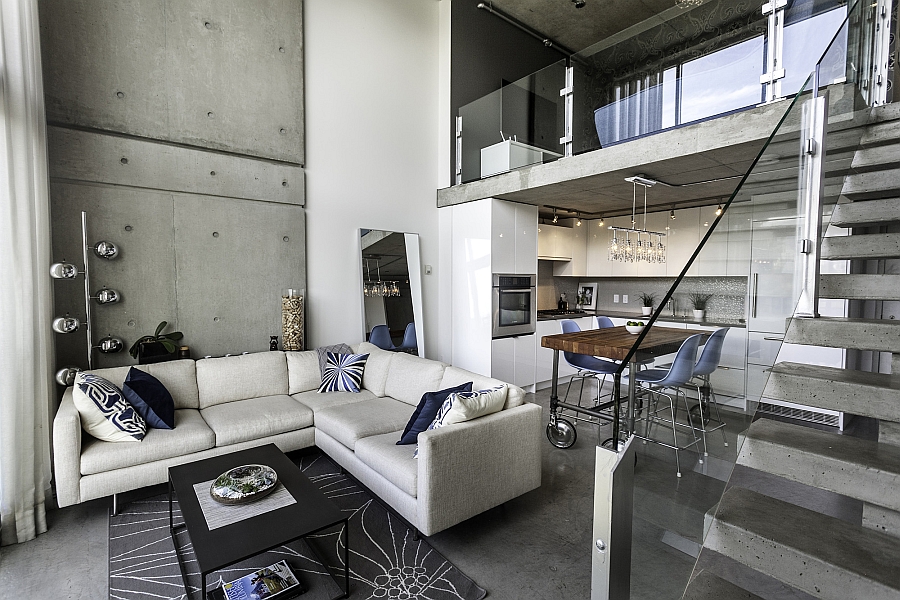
left=870, top=0, right=892, bottom=106
left=760, top=0, right=787, bottom=103
left=795, top=92, right=828, bottom=318
left=559, top=66, right=574, bottom=157
left=455, top=116, right=463, bottom=185
left=81, top=211, right=94, bottom=369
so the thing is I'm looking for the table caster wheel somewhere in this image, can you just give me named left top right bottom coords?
left=547, top=419, right=576, bottom=449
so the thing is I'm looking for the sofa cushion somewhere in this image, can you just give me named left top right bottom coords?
left=201, top=394, right=313, bottom=447
left=286, top=350, right=320, bottom=394
left=439, top=366, right=525, bottom=409
left=356, top=432, right=419, bottom=497
left=315, top=397, right=415, bottom=450
left=73, top=372, right=145, bottom=442
left=398, top=381, right=472, bottom=445
left=80, top=409, right=215, bottom=475
left=83, top=359, right=200, bottom=410
left=383, top=353, right=446, bottom=406
left=122, top=367, right=175, bottom=429
left=292, top=389, right=376, bottom=413
left=318, top=352, right=368, bottom=393
left=353, top=342, right=393, bottom=396
left=196, top=352, right=288, bottom=409
left=431, top=385, right=508, bottom=429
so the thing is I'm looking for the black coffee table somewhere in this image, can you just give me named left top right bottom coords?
left=168, top=444, right=349, bottom=600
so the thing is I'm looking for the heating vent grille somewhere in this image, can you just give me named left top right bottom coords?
left=757, top=401, right=841, bottom=428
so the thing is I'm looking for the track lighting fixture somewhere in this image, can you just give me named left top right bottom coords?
left=576, top=213, right=582, bottom=226
left=598, top=216, right=604, bottom=227
left=552, top=208, right=558, bottom=224
left=715, top=204, right=723, bottom=216
left=670, top=207, right=676, bottom=220
left=572, top=0, right=586, bottom=7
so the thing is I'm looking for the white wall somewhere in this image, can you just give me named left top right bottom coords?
left=304, top=0, right=446, bottom=357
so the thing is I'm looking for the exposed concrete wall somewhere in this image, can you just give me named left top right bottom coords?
left=304, top=0, right=443, bottom=357
left=39, top=0, right=306, bottom=370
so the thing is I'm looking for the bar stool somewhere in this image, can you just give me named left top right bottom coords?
left=560, top=319, right=618, bottom=410
left=630, top=334, right=703, bottom=477
left=685, top=327, right=730, bottom=455
left=369, top=325, right=396, bottom=351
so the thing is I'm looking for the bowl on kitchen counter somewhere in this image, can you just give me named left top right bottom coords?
left=625, top=321, right=646, bottom=334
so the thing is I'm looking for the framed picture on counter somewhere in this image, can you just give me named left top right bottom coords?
left=577, top=282, right=597, bottom=310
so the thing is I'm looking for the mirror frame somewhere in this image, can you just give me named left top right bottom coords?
left=358, top=229, right=425, bottom=358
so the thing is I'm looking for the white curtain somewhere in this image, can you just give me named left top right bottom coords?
left=0, top=0, right=54, bottom=545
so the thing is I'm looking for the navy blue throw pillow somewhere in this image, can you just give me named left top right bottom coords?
left=122, top=367, right=175, bottom=429
left=397, top=381, right=472, bottom=445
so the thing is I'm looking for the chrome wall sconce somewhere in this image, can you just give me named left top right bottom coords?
left=55, top=366, right=82, bottom=387
left=96, top=336, right=124, bottom=353
left=50, top=211, right=124, bottom=377
left=51, top=316, right=81, bottom=334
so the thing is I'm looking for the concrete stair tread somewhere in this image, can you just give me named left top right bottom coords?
left=821, top=232, right=900, bottom=260
left=819, top=274, right=900, bottom=300
left=737, top=418, right=900, bottom=512
left=830, top=197, right=900, bottom=227
left=682, top=570, right=764, bottom=600
left=784, top=317, right=900, bottom=353
left=709, top=487, right=900, bottom=598
left=842, top=169, right=900, bottom=199
left=764, top=361, right=900, bottom=421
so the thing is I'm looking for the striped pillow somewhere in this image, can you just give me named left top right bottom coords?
left=73, top=372, right=146, bottom=442
left=429, top=385, right=508, bottom=430
left=317, top=352, right=369, bottom=393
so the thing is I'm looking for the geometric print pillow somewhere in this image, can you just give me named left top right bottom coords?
left=72, top=372, right=146, bottom=442
left=317, top=352, right=369, bottom=393
left=428, top=385, right=508, bottom=431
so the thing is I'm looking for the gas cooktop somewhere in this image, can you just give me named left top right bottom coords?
left=537, top=309, right=588, bottom=317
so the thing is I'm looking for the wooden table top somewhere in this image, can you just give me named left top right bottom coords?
left=541, top=326, right=710, bottom=361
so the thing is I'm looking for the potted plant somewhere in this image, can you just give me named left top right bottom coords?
left=688, top=293, right=713, bottom=321
left=129, top=321, right=184, bottom=364
left=638, top=292, right=657, bottom=316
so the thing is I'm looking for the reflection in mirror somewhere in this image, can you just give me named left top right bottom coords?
left=359, top=229, right=424, bottom=357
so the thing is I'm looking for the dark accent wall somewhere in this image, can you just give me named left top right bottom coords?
left=450, top=1, right=563, bottom=182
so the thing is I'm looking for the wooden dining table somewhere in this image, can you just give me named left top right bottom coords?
left=541, top=325, right=711, bottom=441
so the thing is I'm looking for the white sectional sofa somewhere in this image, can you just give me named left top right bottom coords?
left=52, top=342, right=543, bottom=536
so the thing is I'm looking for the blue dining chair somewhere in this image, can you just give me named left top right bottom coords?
left=684, top=328, right=730, bottom=452
left=397, top=323, right=417, bottom=353
left=560, top=319, right=619, bottom=412
left=369, top=325, right=396, bottom=351
left=595, top=316, right=615, bottom=329
left=630, top=334, right=703, bottom=477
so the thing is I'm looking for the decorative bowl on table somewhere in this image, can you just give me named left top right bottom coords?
left=625, top=321, right=646, bottom=335
left=210, top=464, right=278, bottom=505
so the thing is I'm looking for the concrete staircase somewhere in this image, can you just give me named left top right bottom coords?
left=682, top=102, right=900, bottom=598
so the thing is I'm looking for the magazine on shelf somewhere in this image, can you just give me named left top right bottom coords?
left=206, top=560, right=303, bottom=600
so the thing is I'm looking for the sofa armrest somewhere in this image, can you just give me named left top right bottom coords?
left=52, top=388, right=82, bottom=507
left=417, top=402, right=542, bottom=536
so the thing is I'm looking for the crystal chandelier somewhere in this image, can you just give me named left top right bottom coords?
left=608, top=177, right=667, bottom=264
left=363, top=259, right=401, bottom=297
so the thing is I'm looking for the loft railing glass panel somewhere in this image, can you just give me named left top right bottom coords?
left=782, top=1, right=849, bottom=94
left=457, top=60, right=566, bottom=184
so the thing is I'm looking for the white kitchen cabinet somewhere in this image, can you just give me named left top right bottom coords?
left=515, top=204, right=538, bottom=274
left=726, top=203, right=752, bottom=277
left=666, top=207, right=700, bottom=277
left=537, top=224, right=573, bottom=260
left=492, top=200, right=537, bottom=275
left=554, top=224, right=587, bottom=276
left=695, top=210, right=729, bottom=276
left=491, top=333, right=537, bottom=388
left=585, top=219, right=611, bottom=277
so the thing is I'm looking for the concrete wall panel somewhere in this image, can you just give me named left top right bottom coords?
left=174, top=197, right=306, bottom=358
left=39, top=0, right=169, bottom=138
left=50, top=182, right=177, bottom=370
left=39, top=0, right=304, bottom=164
left=164, top=0, right=304, bottom=163
left=49, top=127, right=304, bottom=205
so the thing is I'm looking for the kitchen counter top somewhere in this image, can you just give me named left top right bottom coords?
left=538, top=309, right=746, bottom=328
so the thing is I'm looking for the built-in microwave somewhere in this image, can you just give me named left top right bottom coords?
left=492, top=274, right=537, bottom=339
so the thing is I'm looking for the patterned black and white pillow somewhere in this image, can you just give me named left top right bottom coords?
left=72, top=372, right=146, bottom=442
left=317, top=352, right=369, bottom=393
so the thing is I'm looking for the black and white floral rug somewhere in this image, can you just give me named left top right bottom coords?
left=108, top=452, right=487, bottom=600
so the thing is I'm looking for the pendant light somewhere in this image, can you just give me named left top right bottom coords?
left=608, top=176, right=666, bottom=264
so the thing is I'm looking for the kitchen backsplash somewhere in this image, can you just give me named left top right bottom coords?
left=539, top=267, right=747, bottom=322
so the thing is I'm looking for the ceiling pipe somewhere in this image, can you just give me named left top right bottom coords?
left=476, top=3, right=576, bottom=57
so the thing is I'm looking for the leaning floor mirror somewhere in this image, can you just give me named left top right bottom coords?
left=359, top=229, right=424, bottom=357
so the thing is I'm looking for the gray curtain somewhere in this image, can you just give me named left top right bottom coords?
left=0, top=0, right=54, bottom=546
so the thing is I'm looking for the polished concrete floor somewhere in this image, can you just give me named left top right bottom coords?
left=1, top=385, right=756, bottom=599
